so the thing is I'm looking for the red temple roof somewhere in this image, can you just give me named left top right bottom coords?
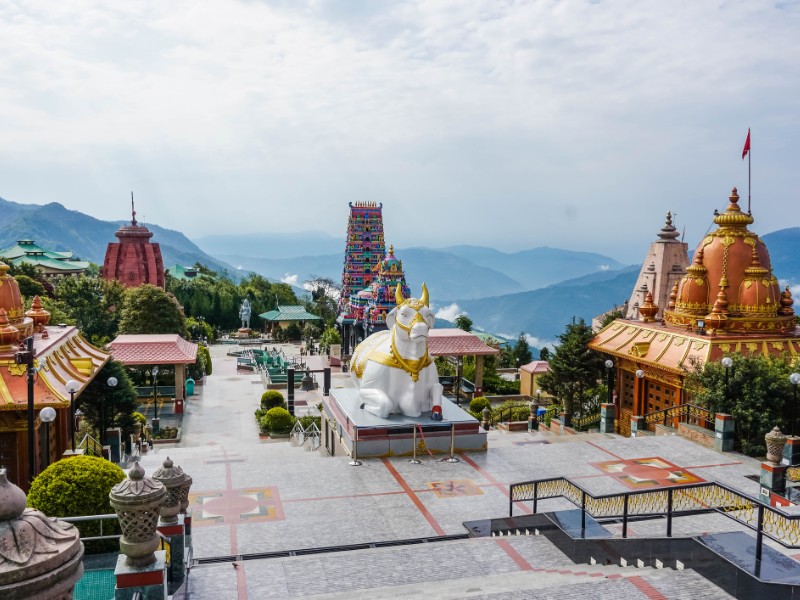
left=428, top=329, right=500, bottom=357
left=108, top=334, right=198, bottom=365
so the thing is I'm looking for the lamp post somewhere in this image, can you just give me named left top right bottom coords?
left=65, top=379, right=80, bottom=453
left=14, top=336, right=35, bottom=481
left=721, top=357, right=733, bottom=416
left=604, top=359, right=614, bottom=406
left=790, top=372, right=800, bottom=437
left=151, top=366, right=160, bottom=434
left=635, top=369, right=645, bottom=416
left=39, top=407, right=56, bottom=471
left=101, top=376, right=118, bottom=446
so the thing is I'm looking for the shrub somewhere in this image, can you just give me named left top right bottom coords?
left=154, top=426, right=179, bottom=439
left=298, top=414, right=321, bottom=430
left=469, top=396, right=491, bottom=414
left=27, top=456, right=125, bottom=553
left=491, top=400, right=531, bottom=423
left=260, top=390, right=286, bottom=410
left=198, top=345, right=212, bottom=376
left=259, top=407, right=295, bottom=434
left=132, top=412, right=146, bottom=426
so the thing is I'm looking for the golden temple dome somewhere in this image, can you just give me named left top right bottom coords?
left=664, top=188, right=793, bottom=333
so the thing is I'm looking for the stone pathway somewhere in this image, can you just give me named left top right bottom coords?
left=135, top=343, right=772, bottom=598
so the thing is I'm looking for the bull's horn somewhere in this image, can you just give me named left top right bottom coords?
left=396, top=283, right=405, bottom=306
left=420, top=283, right=429, bottom=307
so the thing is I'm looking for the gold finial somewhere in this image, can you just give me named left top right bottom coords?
left=713, top=187, right=754, bottom=228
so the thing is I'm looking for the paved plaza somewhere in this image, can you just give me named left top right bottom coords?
left=134, top=343, right=783, bottom=598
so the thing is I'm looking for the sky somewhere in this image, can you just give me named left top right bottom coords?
left=1, top=0, right=799, bottom=263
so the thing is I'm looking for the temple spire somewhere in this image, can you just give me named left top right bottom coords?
left=131, top=191, right=137, bottom=226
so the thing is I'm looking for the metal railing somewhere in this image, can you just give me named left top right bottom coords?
left=488, top=400, right=532, bottom=426
left=509, top=475, right=800, bottom=561
left=572, top=412, right=602, bottom=430
left=290, top=421, right=321, bottom=451
left=643, top=403, right=713, bottom=431
left=61, top=513, right=120, bottom=542
left=77, top=433, right=104, bottom=457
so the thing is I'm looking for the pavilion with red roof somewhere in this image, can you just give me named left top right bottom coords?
left=427, top=329, right=499, bottom=392
left=107, top=334, right=198, bottom=414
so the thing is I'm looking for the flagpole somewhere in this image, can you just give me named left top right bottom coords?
left=748, top=131, right=751, bottom=214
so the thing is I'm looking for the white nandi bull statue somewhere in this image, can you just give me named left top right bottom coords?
left=350, top=284, right=443, bottom=420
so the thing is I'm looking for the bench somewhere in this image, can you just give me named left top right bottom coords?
left=135, top=386, right=177, bottom=399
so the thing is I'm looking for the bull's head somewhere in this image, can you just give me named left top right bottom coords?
left=386, top=283, right=435, bottom=341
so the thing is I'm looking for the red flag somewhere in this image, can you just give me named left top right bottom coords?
left=742, top=129, right=750, bottom=159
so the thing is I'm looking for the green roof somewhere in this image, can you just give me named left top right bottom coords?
left=258, top=305, right=321, bottom=322
left=167, top=264, right=203, bottom=281
left=0, top=240, right=75, bottom=262
left=473, top=332, right=510, bottom=347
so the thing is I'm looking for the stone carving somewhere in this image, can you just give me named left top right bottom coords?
left=152, top=457, right=187, bottom=524
left=0, top=469, right=84, bottom=599
left=766, top=426, right=788, bottom=463
left=239, top=298, right=251, bottom=330
left=350, top=284, right=443, bottom=419
left=109, top=462, right=166, bottom=567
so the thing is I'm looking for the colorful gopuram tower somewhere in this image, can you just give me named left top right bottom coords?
left=102, top=196, right=165, bottom=289
left=337, top=203, right=412, bottom=353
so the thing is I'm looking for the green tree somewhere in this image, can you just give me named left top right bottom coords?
left=538, top=318, right=605, bottom=420
left=15, top=274, right=47, bottom=299
left=511, top=333, right=533, bottom=367
left=455, top=315, right=473, bottom=332
left=118, top=284, right=188, bottom=337
left=75, top=361, right=138, bottom=439
left=53, top=276, right=126, bottom=345
left=319, top=326, right=341, bottom=353
left=686, top=354, right=798, bottom=456
left=539, top=347, right=550, bottom=362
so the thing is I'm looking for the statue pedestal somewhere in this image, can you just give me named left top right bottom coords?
left=237, top=328, right=252, bottom=339
left=114, top=550, right=167, bottom=600
left=321, top=389, right=487, bottom=459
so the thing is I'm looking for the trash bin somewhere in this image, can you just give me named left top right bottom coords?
left=186, top=378, right=195, bottom=396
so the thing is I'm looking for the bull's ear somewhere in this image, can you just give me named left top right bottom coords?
left=386, top=307, right=397, bottom=330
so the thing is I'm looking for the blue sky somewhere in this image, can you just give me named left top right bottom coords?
left=1, top=0, right=798, bottom=262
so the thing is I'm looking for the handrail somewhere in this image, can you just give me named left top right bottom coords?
left=61, top=513, right=120, bottom=542
left=508, top=475, right=800, bottom=556
left=77, top=433, right=104, bottom=457
left=643, top=403, right=713, bottom=428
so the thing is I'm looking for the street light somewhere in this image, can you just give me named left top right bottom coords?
left=14, top=336, right=36, bottom=481
left=604, top=359, right=614, bottom=406
left=65, top=379, right=80, bottom=452
left=39, top=407, right=56, bottom=471
left=721, top=357, right=733, bottom=416
left=790, top=372, right=800, bottom=437
left=151, top=366, right=160, bottom=426
left=101, top=376, right=118, bottom=445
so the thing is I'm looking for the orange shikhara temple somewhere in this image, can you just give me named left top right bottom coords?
left=102, top=198, right=165, bottom=289
left=590, top=188, right=799, bottom=433
left=0, top=262, right=110, bottom=490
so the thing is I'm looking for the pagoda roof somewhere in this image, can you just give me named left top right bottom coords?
left=589, top=318, right=800, bottom=374
left=428, top=329, right=500, bottom=357
left=7, top=254, right=89, bottom=272
left=0, top=327, right=111, bottom=411
left=472, top=332, right=510, bottom=347
left=0, top=240, right=74, bottom=261
left=107, top=334, right=198, bottom=365
left=259, top=306, right=321, bottom=322
left=167, top=264, right=206, bottom=281
left=520, top=360, right=550, bottom=374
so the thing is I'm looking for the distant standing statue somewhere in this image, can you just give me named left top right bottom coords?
left=239, top=298, right=252, bottom=330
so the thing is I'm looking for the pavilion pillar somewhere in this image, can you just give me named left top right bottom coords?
left=174, top=364, right=186, bottom=415
left=474, top=355, right=484, bottom=391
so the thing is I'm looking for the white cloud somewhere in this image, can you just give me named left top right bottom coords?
left=1, top=1, right=799, bottom=259
left=435, top=303, right=465, bottom=322
left=280, top=273, right=299, bottom=286
left=499, top=333, right=555, bottom=352
left=599, top=265, right=610, bottom=271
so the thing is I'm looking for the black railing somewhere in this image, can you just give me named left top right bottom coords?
left=509, top=475, right=800, bottom=561
left=643, top=403, right=713, bottom=431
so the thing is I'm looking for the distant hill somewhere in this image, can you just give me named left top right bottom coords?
left=0, top=197, right=237, bottom=277
left=452, top=268, right=639, bottom=342
left=218, top=247, right=526, bottom=300
left=440, top=245, right=626, bottom=290
left=196, top=231, right=344, bottom=260
left=762, top=228, right=800, bottom=282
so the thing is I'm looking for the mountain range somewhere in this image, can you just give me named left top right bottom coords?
left=2, top=195, right=799, bottom=343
